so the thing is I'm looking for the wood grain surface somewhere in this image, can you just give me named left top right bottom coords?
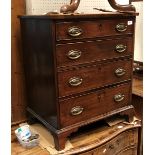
left=12, top=0, right=27, bottom=123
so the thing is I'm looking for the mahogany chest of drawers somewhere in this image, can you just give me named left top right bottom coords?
left=19, top=13, right=136, bottom=150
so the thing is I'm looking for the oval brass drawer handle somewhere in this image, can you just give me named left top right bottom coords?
left=68, top=26, right=83, bottom=37
left=70, top=106, right=84, bottom=116
left=115, top=68, right=126, bottom=77
left=69, top=77, right=83, bottom=86
left=114, top=93, right=125, bottom=102
left=115, top=44, right=127, bottom=53
left=67, top=49, right=82, bottom=60
left=116, top=23, right=127, bottom=32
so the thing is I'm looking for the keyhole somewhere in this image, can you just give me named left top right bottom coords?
left=99, top=23, right=103, bottom=31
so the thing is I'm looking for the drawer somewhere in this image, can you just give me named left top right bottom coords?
left=58, top=59, right=132, bottom=97
left=81, top=146, right=137, bottom=155
left=59, top=82, right=131, bottom=127
left=56, top=19, right=134, bottom=41
left=56, top=37, right=133, bottom=68
left=81, top=128, right=138, bottom=155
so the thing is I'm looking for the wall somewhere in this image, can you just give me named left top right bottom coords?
left=133, top=1, right=143, bottom=62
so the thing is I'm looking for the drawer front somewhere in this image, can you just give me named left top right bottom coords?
left=58, top=59, right=132, bottom=97
left=56, top=38, right=133, bottom=68
left=56, top=19, right=134, bottom=41
left=80, top=128, right=138, bottom=155
left=59, top=82, right=131, bottom=127
left=82, top=146, right=137, bottom=155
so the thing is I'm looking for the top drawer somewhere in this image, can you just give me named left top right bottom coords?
left=56, top=19, right=134, bottom=41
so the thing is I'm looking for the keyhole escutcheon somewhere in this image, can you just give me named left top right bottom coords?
left=99, top=23, right=103, bottom=31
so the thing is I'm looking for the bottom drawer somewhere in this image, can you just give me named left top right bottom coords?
left=59, top=82, right=131, bottom=128
left=81, top=128, right=138, bottom=155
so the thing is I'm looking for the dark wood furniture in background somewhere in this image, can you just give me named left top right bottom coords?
left=132, top=69, right=143, bottom=155
left=19, top=12, right=138, bottom=150
left=11, top=0, right=27, bottom=124
left=132, top=78, right=143, bottom=120
left=133, top=79, right=143, bottom=155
